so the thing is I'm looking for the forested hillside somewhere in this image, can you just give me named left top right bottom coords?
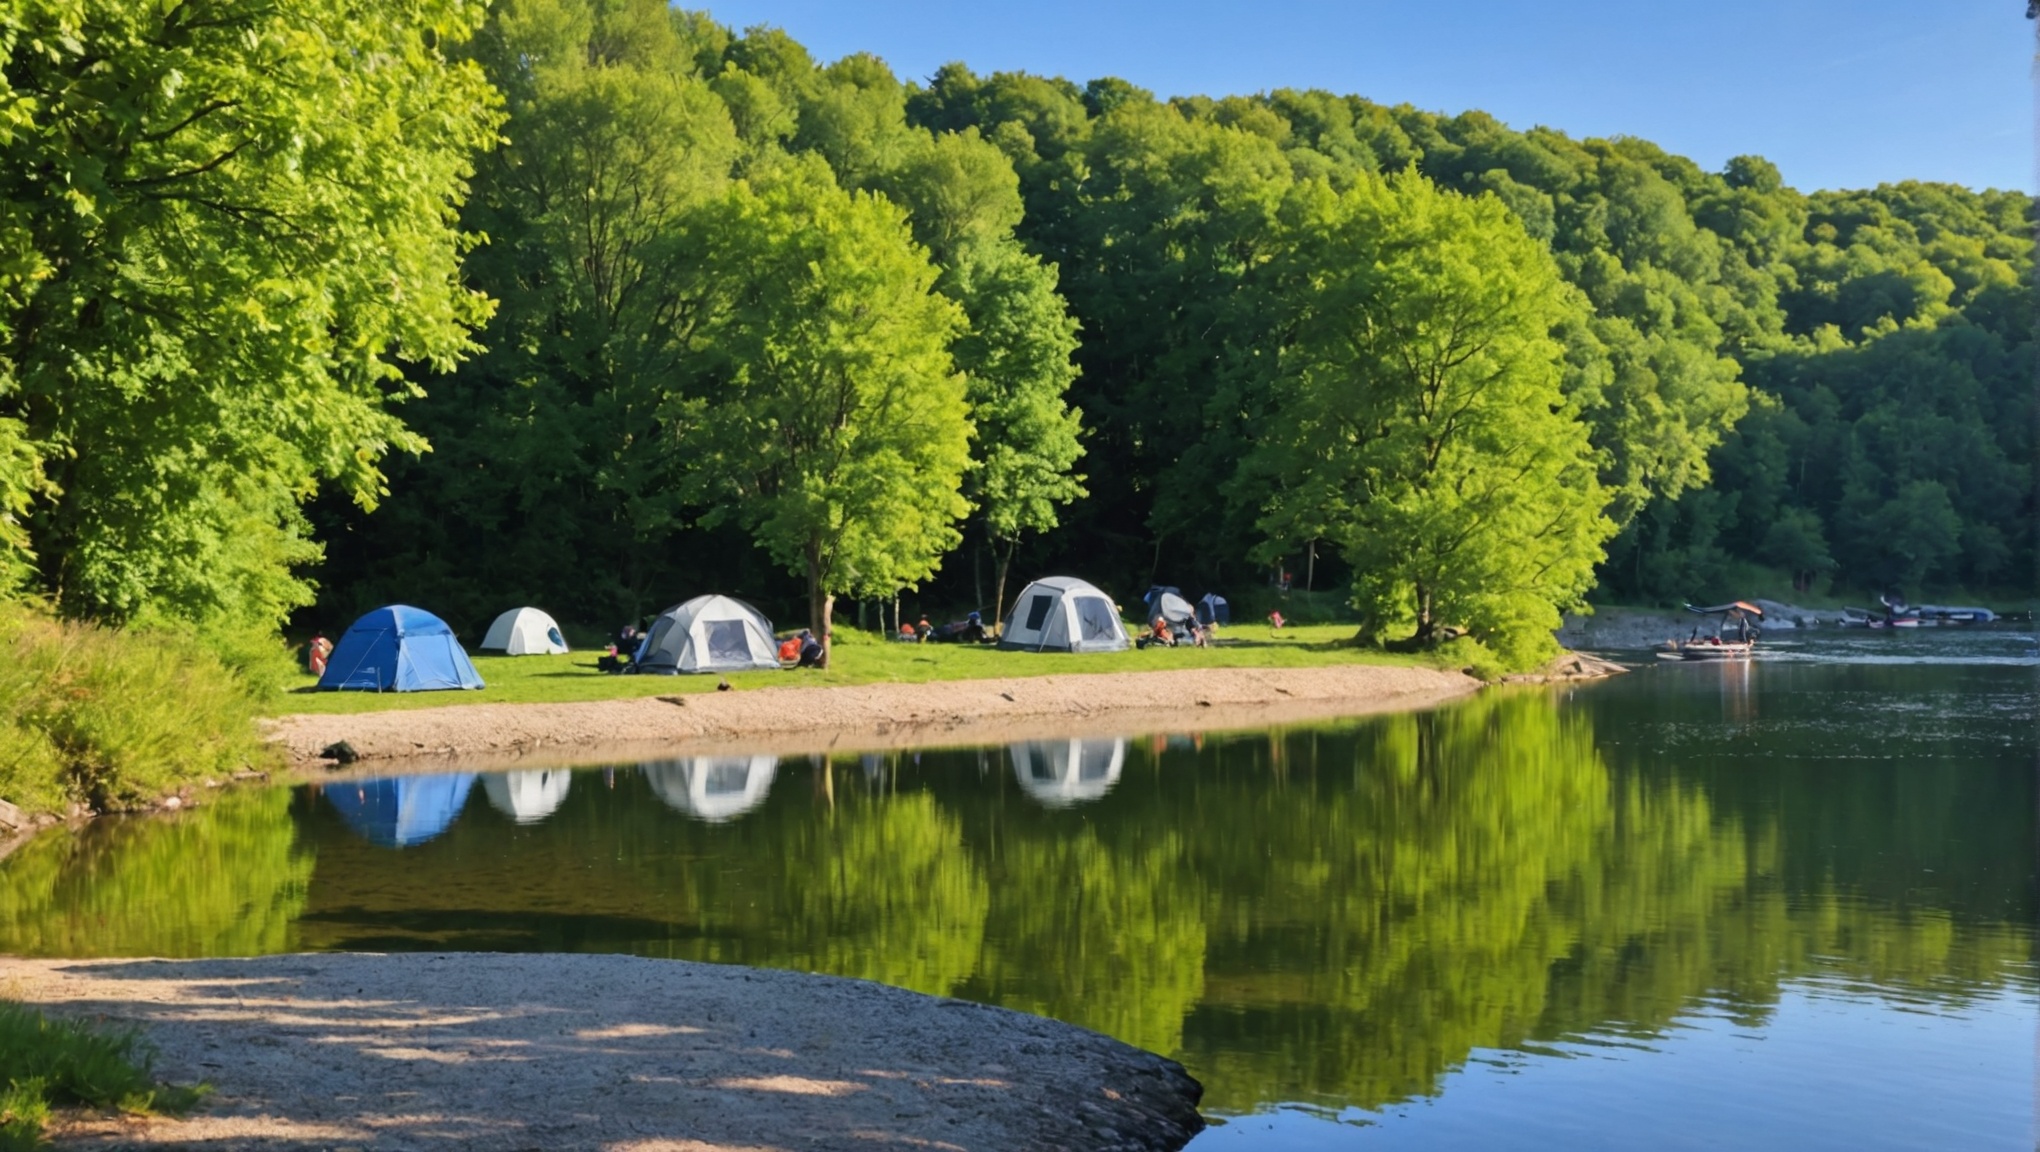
left=3, top=0, right=2030, bottom=678
left=307, top=4, right=2029, bottom=647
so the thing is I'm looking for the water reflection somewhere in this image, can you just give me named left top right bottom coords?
left=320, top=773, right=476, bottom=848
left=641, top=754, right=778, bottom=821
left=1008, top=737, right=1127, bottom=807
left=482, top=769, right=571, bottom=823
left=1, top=656, right=2031, bottom=1141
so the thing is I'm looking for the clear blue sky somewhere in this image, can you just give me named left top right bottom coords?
left=694, top=1, right=2031, bottom=193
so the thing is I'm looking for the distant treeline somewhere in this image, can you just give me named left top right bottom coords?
left=1, top=0, right=2030, bottom=673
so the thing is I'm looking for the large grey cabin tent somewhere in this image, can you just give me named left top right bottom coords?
left=998, top=576, right=1130, bottom=652
left=634, top=594, right=779, bottom=674
left=479, top=607, right=569, bottom=655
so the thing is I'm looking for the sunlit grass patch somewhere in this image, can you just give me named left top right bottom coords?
left=273, top=621, right=1446, bottom=715
left=0, top=1001, right=206, bottom=1151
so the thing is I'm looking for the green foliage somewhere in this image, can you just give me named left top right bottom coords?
left=0, top=0, right=503, bottom=630
left=1248, top=174, right=1614, bottom=667
left=0, top=1001, right=205, bottom=1150
left=0, top=786, right=308, bottom=956
left=673, top=159, right=973, bottom=643
left=0, top=606, right=274, bottom=817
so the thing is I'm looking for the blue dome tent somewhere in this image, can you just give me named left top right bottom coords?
left=318, top=605, right=485, bottom=692
left=322, top=774, right=478, bottom=848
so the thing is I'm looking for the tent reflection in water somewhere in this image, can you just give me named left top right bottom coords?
left=321, top=774, right=476, bottom=848
left=641, top=755, right=778, bottom=822
left=998, top=576, right=1129, bottom=652
left=1009, top=738, right=1127, bottom=807
left=482, top=769, right=571, bottom=824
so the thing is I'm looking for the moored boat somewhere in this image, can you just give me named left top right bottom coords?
left=1657, top=601, right=1762, bottom=661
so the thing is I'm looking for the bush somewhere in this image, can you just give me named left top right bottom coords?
left=0, top=606, right=276, bottom=818
left=0, top=1001, right=205, bottom=1150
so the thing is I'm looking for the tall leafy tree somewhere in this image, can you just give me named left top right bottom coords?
left=0, top=0, right=501, bottom=627
left=673, top=161, right=972, bottom=663
left=1249, top=175, right=1612, bottom=667
left=946, top=241, right=1086, bottom=625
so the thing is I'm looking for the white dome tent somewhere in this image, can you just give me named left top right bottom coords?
left=479, top=607, right=569, bottom=655
left=635, top=594, right=779, bottom=674
left=641, top=755, right=779, bottom=822
left=482, top=769, right=572, bottom=824
left=1009, top=738, right=1128, bottom=807
left=997, top=576, right=1130, bottom=652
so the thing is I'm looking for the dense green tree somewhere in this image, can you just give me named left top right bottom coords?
left=1248, top=174, right=1613, bottom=665
left=672, top=161, right=972, bottom=662
left=946, top=242, right=1086, bottom=625
left=0, top=0, right=501, bottom=628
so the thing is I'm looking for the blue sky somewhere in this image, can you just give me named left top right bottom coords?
left=694, top=1, right=2030, bottom=193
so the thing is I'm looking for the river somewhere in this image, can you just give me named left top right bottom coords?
left=3, top=628, right=2032, bottom=1149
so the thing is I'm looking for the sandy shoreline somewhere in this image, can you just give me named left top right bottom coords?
left=265, top=665, right=1481, bottom=776
left=8, top=953, right=1204, bottom=1151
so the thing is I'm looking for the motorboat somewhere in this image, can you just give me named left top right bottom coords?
left=1657, top=601, right=1761, bottom=661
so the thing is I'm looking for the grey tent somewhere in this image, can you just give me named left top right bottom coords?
left=1151, top=590, right=1196, bottom=625
left=998, top=576, right=1130, bottom=652
left=1196, top=593, right=1230, bottom=625
left=635, top=595, right=779, bottom=674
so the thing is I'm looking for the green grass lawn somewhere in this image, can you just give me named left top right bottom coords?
left=271, top=622, right=1438, bottom=715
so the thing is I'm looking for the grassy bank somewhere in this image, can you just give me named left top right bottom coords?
left=0, top=1001, right=204, bottom=1151
left=0, top=608, right=277, bottom=819
left=276, top=622, right=1448, bottom=715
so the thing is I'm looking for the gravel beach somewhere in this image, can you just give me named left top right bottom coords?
left=8, top=953, right=1207, bottom=1151
left=265, top=665, right=1479, bottom=775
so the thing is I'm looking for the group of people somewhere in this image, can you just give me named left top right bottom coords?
left=1139, top=612, right=1211, bottom=649
left=898, top=610, right=992, bottom=645
left=776, top=630, right=827, bottom=668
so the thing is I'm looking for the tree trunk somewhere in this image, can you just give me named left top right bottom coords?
left=1306, top=539, right=1317, bottom=593
left=993, top=535, right=1018, bottom=631
left=1412, top=581, right=1436, bottom=646
left=805, top=552, right=834, bottom=669
left=973, top=531, right=985, bottom=618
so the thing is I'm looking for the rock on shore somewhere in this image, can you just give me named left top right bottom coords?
left=13, top=952, right=1206, bottom=1151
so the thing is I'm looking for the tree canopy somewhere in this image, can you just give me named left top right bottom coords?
left=1249, top=174, right=1613, bottom=666
left=5, top=1, right=2025, bottom=669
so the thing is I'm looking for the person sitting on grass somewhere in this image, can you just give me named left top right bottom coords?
left=796, top=630, right=825, bottom=669
left=1139, top=615, right=1175, bottom=649
left=916, top=614, right=933, bottom=643
left=955, top=611, right=988, bottom=645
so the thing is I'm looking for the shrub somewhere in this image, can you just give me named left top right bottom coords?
left=0, top=606, right=275, bottom=818
left=0, top=1001, right=205, bottom=1150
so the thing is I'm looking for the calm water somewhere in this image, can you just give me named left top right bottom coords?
left=4, top=630, right=2033, bottom=1148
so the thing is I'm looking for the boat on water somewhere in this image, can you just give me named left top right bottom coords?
left=1840, top=595, right=1995, bottom=629
left=1658, top=601, right=1762, bottom=661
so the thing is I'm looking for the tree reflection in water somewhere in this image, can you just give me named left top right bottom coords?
left=0, top=680, right=2029, bottom=1117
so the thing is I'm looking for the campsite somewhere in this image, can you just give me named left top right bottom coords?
left=0, top=3, right=2029, bottom=1151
